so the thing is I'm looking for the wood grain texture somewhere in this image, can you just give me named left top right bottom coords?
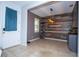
left=40, top=14, right=72, bottom=40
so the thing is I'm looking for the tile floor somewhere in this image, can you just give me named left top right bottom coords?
left=2, top=39, right=76, bottom=57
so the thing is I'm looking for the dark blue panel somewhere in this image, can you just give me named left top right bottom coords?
left=68, top=35, right=77, bottom=53
left=5, top=7, right=17, bottom=31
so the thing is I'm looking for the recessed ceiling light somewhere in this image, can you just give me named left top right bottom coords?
left=50, top=8, right=53, bottom=11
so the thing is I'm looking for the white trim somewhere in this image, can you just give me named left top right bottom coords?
left=45, top=37, right=67, bottom=42
left=29, top=37, right=40, bottom=42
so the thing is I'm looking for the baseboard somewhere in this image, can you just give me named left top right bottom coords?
left=29, top=37, right=40, bottom=42
left=21, top=42, right=27, bottom=46
left=45, top=37, right=67, bottom=42
left=3, top=44, right=21, bottom=50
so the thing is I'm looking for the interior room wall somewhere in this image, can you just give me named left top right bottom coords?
left=0, top=3, right=3, bottom=48
left=0, top=2, right=21, bottom=49
left=20, top=6, right=27, bottom=46
left=78, top=2, right=79, bottom=57
left=27, top=11, right=40, bottom=42
left=72, top=2, right=78, bottom=28
left=40, top=13, right=72, bottom=40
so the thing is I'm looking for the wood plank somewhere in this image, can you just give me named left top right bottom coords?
left=45, top=31, right=69, bottom=34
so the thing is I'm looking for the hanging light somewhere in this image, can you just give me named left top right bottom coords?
left=48, top=18, right=54, bottom=24
left=48, top=8, right=55, bottom=24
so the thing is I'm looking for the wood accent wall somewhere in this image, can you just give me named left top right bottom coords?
left=40, top=14, right=72, bottom=40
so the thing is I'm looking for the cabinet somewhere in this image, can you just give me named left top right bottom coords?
left=68, top=34, right=77, bottom=53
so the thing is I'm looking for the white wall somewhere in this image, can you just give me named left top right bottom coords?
left=0, top=3, right=3, bottom=48
left=21, top=7, right=27, bottom=46
left=0, top=2, right=21, bottom=49
left=0, top=4, right=1, bottom=48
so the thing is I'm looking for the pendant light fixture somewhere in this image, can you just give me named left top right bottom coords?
left=48, top=8, right=55, bottom=24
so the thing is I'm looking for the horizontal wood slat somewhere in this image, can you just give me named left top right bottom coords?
left=40, top=13, right=72, bottom=40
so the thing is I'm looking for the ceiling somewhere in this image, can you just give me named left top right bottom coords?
left=30, top=1, right=76, bottom=17
left=0, top=1, right=48, bottom=8
left=10, top=1, right=37, bottom=7
left=5, top=1, right=42, bottom=8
